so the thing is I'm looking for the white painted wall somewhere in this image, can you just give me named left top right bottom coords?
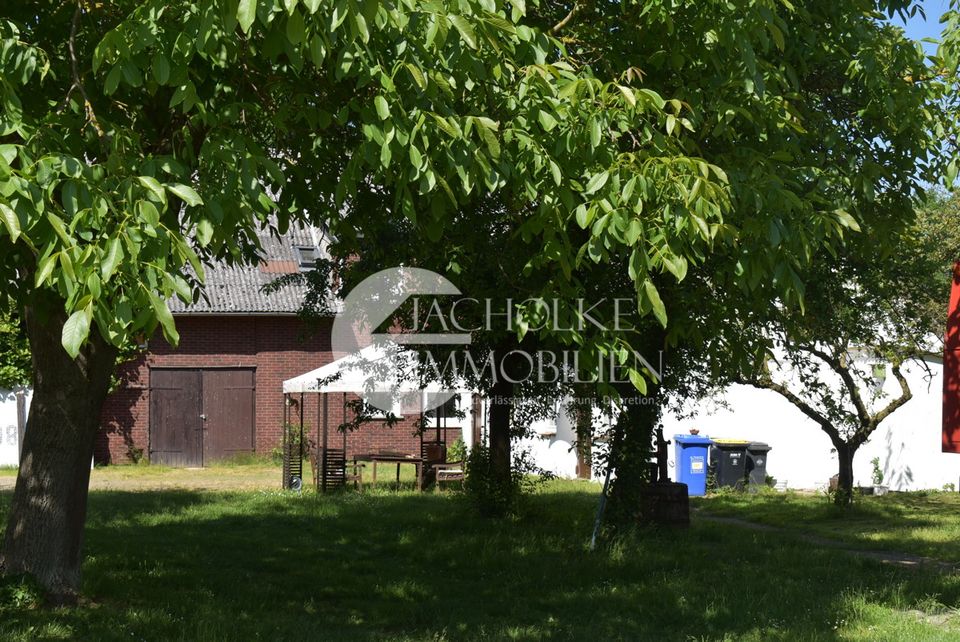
left=518, top=403, right=612, bottom=481
left=0, top=388, right=29, bottom=467
left=660, top=358, right=960, bottom=491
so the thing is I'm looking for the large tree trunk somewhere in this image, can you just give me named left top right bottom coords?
left=604, top=326, right=665, bottom=530
left=834, top=441, right=857, bottom=506
left=488, top=376, right=513, bottom=488
left=574, top=384, right=593, bottom=479
left=0, top=297, right=117, bottom=603
left=605, top=384, right=660, bottom=528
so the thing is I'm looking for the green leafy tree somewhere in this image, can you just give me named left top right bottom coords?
left=0, top=307, right=30, bottom=390
left=0, top=0, right=956, bottom=597
left=0, top=0, right=723, bottom=598
left=303, top=0, right=960, bottom=524
left=696, top=196, right=960, bottom=505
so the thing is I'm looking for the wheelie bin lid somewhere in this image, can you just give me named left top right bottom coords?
left=748, top=441, right=772, bottom=452
left=711, top=439, right=751, bottom=448
left=674, top=434, right=712, bottom=445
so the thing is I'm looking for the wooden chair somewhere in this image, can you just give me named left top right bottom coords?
left=421, top=441, right=447, bottom=487
left=434, top=460, right=465, bottom=491
left=310, top=447, right=365, bottom=492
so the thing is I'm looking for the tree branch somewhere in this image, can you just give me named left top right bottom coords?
left=737, top=373, right=842, bottom=444
left=551, top=2, right=587, bottom=35
left=805, top=344, right=872, bottom=426
left=870, top=359, right=912, bottom=430
left=68, top=1, right=106, bottom=144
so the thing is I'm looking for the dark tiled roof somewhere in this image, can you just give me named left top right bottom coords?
left=170, top=222, right=320, bottom=315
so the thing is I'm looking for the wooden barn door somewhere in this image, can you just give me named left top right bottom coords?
left=150, top=369, right=203, bottom=466
left=202, top=369, right=255, bottom=462
left=150, top=368, right=255, bottom=466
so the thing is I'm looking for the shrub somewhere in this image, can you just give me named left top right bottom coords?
left=448, top=437, right=467, bottom=463
left=464, top=442, right=552, bottom=517
left=0, top=575, right=42, bottom=611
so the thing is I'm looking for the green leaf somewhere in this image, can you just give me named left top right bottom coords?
left=237, top=0, right=258, bottom=33
left=374, top=95, right=390, bottom=121
left=625, top=219, right=642, bottom=246
left=0, top=203, right=20, bottom=242
left=355, top=13, right=369, bottom=43
left=538, top=110, right=558, bottom=131
left=449, top=15, right=477, bottom=49
left=405, top=63, right=426, bottom=89
left=304, top=0, right=321, bottom=12
left=835, top=210, right=861, bottom=232
left=166, top=183, right=203, bottom=207
left=101, top=237, right=123, bottom=281
left=138, top=200, right=160, bottom=227
left=35, top=252, right=57, bottom=286
left=197, top=219, right=214, bottom=246
left=589, top=118, right=601, bottom=148
left=409, top=144, right=423, bottom=169
left=575, top=205, right=594, bottom=229
left=286, top=9, right=305, bottom=44
left=46, top=213, right=72, bottom=245
left=151, top=54, right=170, bottom=85
left=150, top=292, right=180, bottom=346
left=549, top=160, right=562, bottom=186
left=642, top=280, right=667, bottom=327
left=617, top=85, right=636, bottom=107
left=477, top=122, right=500, bottom=158
left=167, top=274, right=193, bottom=301
left=61, top=307, right=92, bottom=359
left=661, top=252, right=688, bottom=281
left=138, top=176, right=166, bottom=202
left=104, top=64, right=122, bottom=95
left=309, top=35, right=326, bottom=66
left=584, top=171, right=609, bottom=195
left=628, top=368, right=648, bottom=395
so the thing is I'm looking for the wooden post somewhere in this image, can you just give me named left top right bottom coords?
left=315, top=384, right=321, bottom=492
left=282, top=394, right=289, bottom=489
left=299, top=392, right=305, bottom=478
left=321, top=392, right=328, bottom=493
left=16, top=389, right=26, bottom=461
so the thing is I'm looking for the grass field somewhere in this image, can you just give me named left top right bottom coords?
left=696, top=490, right=960, bottom=564
left=1, top=470, right=960, bottom=640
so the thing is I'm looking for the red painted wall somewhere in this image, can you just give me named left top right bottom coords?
left=943, top=263, right=960, bottom=453
left=96, top=316, right=453, bottom=464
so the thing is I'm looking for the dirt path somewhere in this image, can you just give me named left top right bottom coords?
left=697, top=513, right=960, bottom=573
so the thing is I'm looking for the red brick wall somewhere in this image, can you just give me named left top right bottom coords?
left=96, top=316, right=455, bottom=464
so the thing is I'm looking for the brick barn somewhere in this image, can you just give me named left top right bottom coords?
left=96, top=224, right=467, bottom=466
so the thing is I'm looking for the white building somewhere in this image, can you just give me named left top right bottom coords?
left=0, top=388, right=28, bottom=467
left=660, top=357, right=957, bottom=491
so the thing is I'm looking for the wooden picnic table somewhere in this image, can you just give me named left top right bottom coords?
left=352, top=451, right=425, bottom=491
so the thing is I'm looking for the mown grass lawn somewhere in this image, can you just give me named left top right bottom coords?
left=695, top=490, right=960, bottom=564
left=1, top=474, right=959, bottom=640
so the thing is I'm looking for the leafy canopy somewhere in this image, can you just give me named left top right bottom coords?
left=0, top=1, right=955, bottom=397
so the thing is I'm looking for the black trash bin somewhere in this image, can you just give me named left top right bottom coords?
left=709, top=440, right=750, bottom=489
left=746, top=442, right=772, bottom=486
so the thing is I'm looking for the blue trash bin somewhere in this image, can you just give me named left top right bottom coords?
left=674, top=435, right=712, bottom=496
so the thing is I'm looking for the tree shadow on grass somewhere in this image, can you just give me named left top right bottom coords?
left=2, top=489, right=960, bottom=640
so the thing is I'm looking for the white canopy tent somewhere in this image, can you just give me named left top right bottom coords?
left=280, top=345, right=471, bottom=492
